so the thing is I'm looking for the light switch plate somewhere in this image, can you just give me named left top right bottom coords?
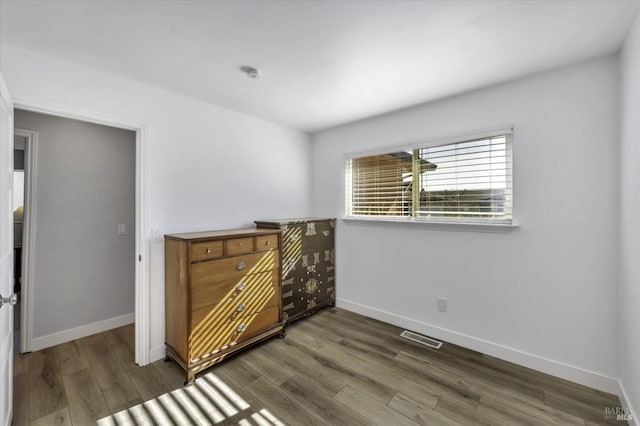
left=437, top=297, right=447, bottom=312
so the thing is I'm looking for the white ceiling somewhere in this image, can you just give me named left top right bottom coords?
left=1, top=1, right=639, bottom=133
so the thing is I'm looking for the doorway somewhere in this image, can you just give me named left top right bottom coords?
left=12, top=104, right=150, bottom=366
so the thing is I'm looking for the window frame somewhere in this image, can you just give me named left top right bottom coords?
left=343, top=128, right=517, bottom=231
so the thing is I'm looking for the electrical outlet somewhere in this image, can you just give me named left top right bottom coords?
left=437, top=297, right=447, bottom=312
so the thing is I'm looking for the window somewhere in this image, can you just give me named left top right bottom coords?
left=345, top=130, right=512, bottom=224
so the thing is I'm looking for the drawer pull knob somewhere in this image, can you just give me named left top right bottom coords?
left=237, top=262, right=246, bottom=271
left=205, top=248, right=211, bottom=254
left=236, top=283, right=246, bottom=291
left=266, top=240, right=270, bottom=246
left=237, top=324, right=247, bottom=333
left=237, top=303, right=246, bottom=312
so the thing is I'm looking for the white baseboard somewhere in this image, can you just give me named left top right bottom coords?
left=617, top=380, right=638, bottom=426
left=31, top=313, right=134, bottom=351
left=337, top=298, right=620, bottom=395
left=149, top=344, right=166, bottom=364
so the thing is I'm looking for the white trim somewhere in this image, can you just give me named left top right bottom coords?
left=135, top=124, right=150, bottom=366
left=150, top=344, right=166, bottom=363
left=337, top=298, right=621, bottom=394
left=342, top=216, right=518, bottom=233
left=14, top=129, right=37, bottom=354
left=31, top=313, right=134, bottom=352
left=13, top=99, right=150, bottom=365
left=617, top=380, right=638, bottom=426
left=12, top=99, right=145, bottom=133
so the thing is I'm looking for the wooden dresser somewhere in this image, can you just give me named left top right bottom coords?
left=164, top=228, right=284, bottom=383
left=255, top=218, right=336, bottom=324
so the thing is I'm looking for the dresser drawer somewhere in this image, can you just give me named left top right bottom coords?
left=191, top=269, right=278, bottom=314
left=225, top=237, right=253, bottom=256
left=255, top=234, right=279, bottom=251
left=190, top=241, right=224, bottom=262
left=191, top=250, right=278, bottom=284
left=190, top=304, right=279, bottom=361
left=191, top=287, right=277, bottom=332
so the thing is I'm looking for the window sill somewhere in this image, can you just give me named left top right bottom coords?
left=342, top=216, right=519, bottom=233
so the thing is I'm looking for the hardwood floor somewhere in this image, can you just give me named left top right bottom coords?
left=13, top=308, right=625, bottom=425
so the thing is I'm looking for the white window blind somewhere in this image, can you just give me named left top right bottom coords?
left=345, top=132, right=512, bottom=223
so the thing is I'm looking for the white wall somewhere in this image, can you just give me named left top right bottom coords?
left=0, top=43, right=312, bottom=358
left=619, top=13, right=640, bottom=420
left=311, top=56, right=620, bottom=392
left=14, top=110, right=136, bottom=341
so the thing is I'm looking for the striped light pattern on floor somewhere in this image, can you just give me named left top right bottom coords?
left=97, top=372, right=286, bottom=426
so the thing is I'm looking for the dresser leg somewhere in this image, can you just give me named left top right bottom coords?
left=278, top=329, right=286, bottom=339
left=164, top=356, right=171, bottom=362
left=184, top=371, right=195, bottom=386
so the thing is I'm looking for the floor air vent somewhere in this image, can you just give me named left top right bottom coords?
left=400, top=330, right=443, bottom=349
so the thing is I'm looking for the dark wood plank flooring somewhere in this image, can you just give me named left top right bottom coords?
left=13, top=308, right=624, bottom=425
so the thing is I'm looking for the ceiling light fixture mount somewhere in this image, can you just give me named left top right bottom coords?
left=240, top=66, right=260, bottom=79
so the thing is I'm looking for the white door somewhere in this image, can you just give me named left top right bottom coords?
left=0, top=74, right=15, bottom=426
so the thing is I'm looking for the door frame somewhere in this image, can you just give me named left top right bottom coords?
left=14, top=128, right=36, bottom=356
left=14, top=100, right=151, bottom=366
